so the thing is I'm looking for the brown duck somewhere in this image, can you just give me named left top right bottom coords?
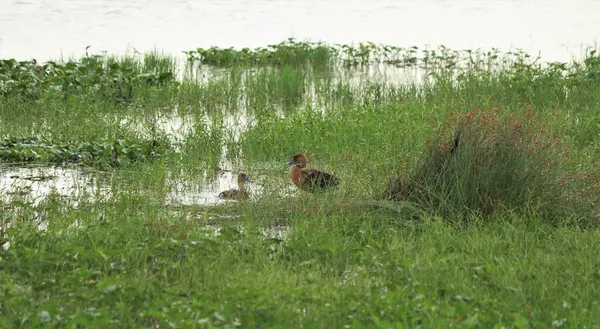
left=218, top=171, right=252, bottom=200
left=287, top=153, right=340, bottom=192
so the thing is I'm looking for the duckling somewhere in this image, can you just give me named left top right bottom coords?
left=218, top=171, right=252, bottom=200
left=287, top=153, right=340, bottom=192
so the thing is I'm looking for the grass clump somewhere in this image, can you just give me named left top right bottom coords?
left=244, top=66, right=308, bottom=111
left=385, top=108, right=600, bottom=224
left=185, top=38, right=338, bottom=70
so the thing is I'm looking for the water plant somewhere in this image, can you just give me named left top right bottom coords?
left=0, top=52, right=177, bottom=102
left=184, top=38, right=338, bottom=69
left=0, top=136, right=170, bottom=168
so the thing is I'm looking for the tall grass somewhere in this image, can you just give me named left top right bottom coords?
left=384, top=108, right=600, bottom=224
left=184, top=38, right=338, bottom=70
left=244, top=66, right=308, bottom=112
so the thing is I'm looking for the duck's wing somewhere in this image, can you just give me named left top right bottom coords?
left=305, top=169, right=340, bottom=189
left=218, top=189, right=238, bottom=199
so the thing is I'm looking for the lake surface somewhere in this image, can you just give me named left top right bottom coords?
left=1, top=0, right=599, bottom=61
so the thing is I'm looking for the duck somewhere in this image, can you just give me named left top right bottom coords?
left=218, top=171, right=252, bottom=200
left=287, top=153, right=340, bottom=192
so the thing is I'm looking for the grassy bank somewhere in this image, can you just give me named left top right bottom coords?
left=1, top=41, right=600, bottom=328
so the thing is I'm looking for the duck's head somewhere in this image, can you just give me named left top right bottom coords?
left=237, top=171, right=253, bottom=184
left=287, top=153, right=308, bottom=168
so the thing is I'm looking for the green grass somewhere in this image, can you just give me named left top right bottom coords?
left=1, top=41, right=600, bottom=328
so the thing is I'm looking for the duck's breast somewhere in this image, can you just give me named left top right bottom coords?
left=290, top=166, right=306, bottom=186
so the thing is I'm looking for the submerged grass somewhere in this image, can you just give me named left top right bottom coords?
left=1, top=40, right=600, bottom=328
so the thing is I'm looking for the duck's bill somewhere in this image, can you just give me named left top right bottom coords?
left=245, top=177, right=253, bottom=183
left=286, top=159, right=295, bottom=166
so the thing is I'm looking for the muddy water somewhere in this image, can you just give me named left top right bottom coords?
left=1, top=0, right=599, bottom=62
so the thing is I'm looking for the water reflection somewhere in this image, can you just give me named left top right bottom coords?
left=199, top=222, right=290, bottom=240
left=0, top=109, right=265, bottom=208
left=118, top=110, right=196, bottom=150
left=166, top=169, right=264, bottom=206
left=0, top=165, right=111, bottom=206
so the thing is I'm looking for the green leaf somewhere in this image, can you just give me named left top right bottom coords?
left=513, top=313, right=530, bottom=329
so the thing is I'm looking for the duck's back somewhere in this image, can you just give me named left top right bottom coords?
left=303, top=168, right=339, bottom=191
left=218, top=189, right=248, bottom=200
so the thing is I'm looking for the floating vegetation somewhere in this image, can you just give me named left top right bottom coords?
left=0, top=51, right=177, bottom=102
left=183, top=38, right=600, bottom=74
left=184, top=38, right=338, bottom=69
left=0, top=136, right=171, bottom=168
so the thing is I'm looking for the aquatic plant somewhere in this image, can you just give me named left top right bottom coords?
left=0, top=136, right=170, bottom=168
left=184, top=38, right=338, bottom=69
left=0, top=53, right=177, bottom=102
left=184, top=38, right=550, bottom=71
left=244, top=66, right=307, bottom=111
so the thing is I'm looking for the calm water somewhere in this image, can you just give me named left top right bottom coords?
left=1, top=0, right=599, bottom=61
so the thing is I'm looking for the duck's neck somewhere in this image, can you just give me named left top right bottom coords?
left=290, top=165, right=305, bottom=186
left=238, top=181, right=247, bottom=192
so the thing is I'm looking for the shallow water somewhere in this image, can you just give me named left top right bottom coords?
left=0, top=109, right=285, bottom=207
left=0, top=165, right=111, bottom=206
left=118, top=110, right=197, bottom=149
left=0, top=110, right=286, bottom=207
left=1, top=0, right=599, bottom=61
left=166, top=169, right=262, bottom=206
left=200, top=223, right=290, bottom=241
left=154, top=109, right=266, bottom=206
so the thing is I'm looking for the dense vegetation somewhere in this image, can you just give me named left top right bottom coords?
left=1, top=39, right=599, bottom=328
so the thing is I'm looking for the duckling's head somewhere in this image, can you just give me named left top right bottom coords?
left=287, top=153, right=308, bottom=168
left=237, top=171, right=253, bottom=184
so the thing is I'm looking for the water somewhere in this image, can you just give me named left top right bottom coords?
left=0, top=165, right=111, bottom=206
left=166, top=169, right=263, bottom=206
left=1, top=0, right=599, bottom=62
